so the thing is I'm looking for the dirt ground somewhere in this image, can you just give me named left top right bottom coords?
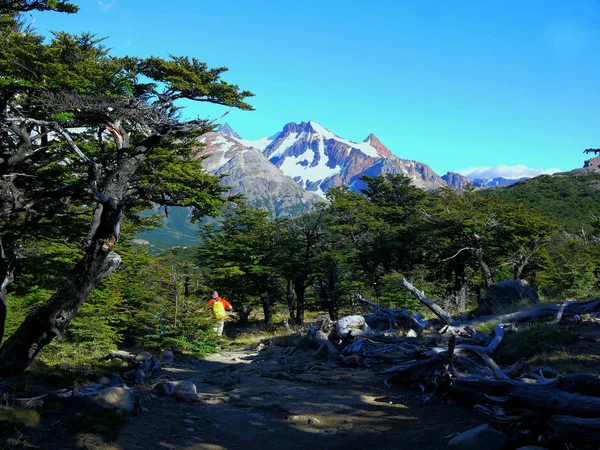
left=110, top=345, right=485, bottom=450
left=5, top=320, right=600, bottom=449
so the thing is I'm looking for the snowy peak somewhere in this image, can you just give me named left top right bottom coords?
left=363, top=133, right=393, bottom=158
left=281, top=121, right=317, bottom=134
left=206, top=120, right=447, bottom=197
left=216, top=123, right=242, bottom=139
left=194, top=132, right=249, bottom=172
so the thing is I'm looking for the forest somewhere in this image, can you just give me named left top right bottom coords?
left=2, top=2, right=600, bottom=449
left=2, top=0, right=600, bottom=375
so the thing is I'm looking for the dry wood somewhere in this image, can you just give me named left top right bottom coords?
left=451, top=375, right=600, bottom=418
left=552, top=300, right=577, bottom=324
left=398, top=279, right=454, bottom=325
left=477, top=352, right=510, bottom=380
left=454, top=297, right=600, bottom=329
left=356, top=293, right=425, bottom=333
left=546, top=415, right=600, bottom=441
left=311, top=329, right=339, bottom=359
left=556, top=373, right=600, bottom=397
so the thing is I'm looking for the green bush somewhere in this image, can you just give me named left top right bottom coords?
left=141, top=312, right=219, bottom=355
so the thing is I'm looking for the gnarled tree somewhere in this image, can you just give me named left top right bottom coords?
left=0, top=10, right=253, bottom=375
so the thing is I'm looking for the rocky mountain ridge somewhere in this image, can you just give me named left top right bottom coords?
left=223, top=120, right=447, bottom=196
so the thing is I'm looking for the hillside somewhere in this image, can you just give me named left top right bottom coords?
left=495, top=167, right=600, bottom=231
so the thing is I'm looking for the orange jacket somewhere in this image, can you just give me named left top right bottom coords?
left=206, top=298, right=232, bottom=311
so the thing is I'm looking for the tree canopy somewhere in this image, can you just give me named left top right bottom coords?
left=0, top=6, right=253, bottom=375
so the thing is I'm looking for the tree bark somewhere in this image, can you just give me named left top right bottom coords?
left=0, top=240, right=16, bottom=345
left=474, top=248, right=494, bottom=288
left=452, top=298, right=600, bottom=329
left=294, top=278, right=306, bottom=325
left=546, top=415, right=600, bottom=442
left=261, top=292, right=273, bottom=331
left=398, top=279, right=454, bottom=325
left=0, top=201, right=122, bottom=376
left=286, top=278, right=296, bottom=324
left=0, top=133, right=158, bottom=376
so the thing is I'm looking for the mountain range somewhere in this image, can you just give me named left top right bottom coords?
left=217, top=120, right=447, bottom=195
left=137, top=121, right=533, bottom=246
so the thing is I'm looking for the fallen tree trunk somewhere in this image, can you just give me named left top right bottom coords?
left=398, top=279, right=454, bottom=325
left=450, top=375, right=600, bottom=418
left=425, top=325, right=505, bottom=357
left=455, top=298, right=600, bottom=329
left=546, top=415, right=600, bottom=442
left=509, top=385, right=600, bottom=418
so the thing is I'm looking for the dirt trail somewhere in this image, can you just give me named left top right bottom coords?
left=115, top=345, right=484, bottom=450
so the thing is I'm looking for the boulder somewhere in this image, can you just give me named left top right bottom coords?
left=336, top=315, right=366, bottom=338
left=95, top=386, right=136, bottom=413
left=97, top=373, right=125, bottom=388
left=153, top=380, right=197, bottom=396
left=364, top=313, right=391, bottom=331
left=135, top=351, right=152, bottom=362
left=479, top=279, right=539, bottom=311
left=159, top=350, right=174, bottom=364
left=447, top=424, right=509, bottom=450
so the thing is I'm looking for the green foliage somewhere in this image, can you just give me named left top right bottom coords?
left=495, top=171, right=600, bottom=233
left=0, top=1, right=78, bottom=14
left=198, top=205, right=284, bottom=305
left=142, top=317, right=219, bottom=356
left=378, top=271, right=428, bottom=313
left=0, top=2, right=254, bottom=371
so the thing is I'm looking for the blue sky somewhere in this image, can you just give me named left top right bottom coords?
left=34, top=0, right=600, bottom=178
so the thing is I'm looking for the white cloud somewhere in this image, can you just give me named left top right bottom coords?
left=457, top=164, right=561, bottom=181
left=98, top=0, right=116, bottom=12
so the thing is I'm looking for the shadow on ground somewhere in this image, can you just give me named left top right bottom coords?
left=114, top=345, right=485, bottom=450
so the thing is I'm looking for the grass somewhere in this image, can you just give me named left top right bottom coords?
left=0, top=343, right=132, bottom=448
left=0, top=407, right=40, bottom=432
left=57, top=400, right=129, bottom=440
left=525, top=351, right=600, bottom=374
left=496, top=323, right=580, bottom=368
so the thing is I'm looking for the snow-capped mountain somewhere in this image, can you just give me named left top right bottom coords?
left=196, top=132, right=323, bottom=216
left=442, top=171, right=529, bottom=189
left=216, top=123, right=242, bottom=140
left=472, top=177, right=529, bottom=188
left=225, top=121, right=446, bottom=196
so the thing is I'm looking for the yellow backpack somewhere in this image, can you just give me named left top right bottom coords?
left=213, top=300, right=226, bottom=320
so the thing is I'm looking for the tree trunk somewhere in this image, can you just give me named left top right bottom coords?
left=286, top=279, right=296, bottom=324
left=294, top=278, right=306, bottom=325
left=0, top=240, right=16, bottom=344
left=398, top=279, right=454, bottom=325
left=0, top=200, right=122, bottom=376
left=0, top=292, right=6, bottom=346
left=261, top=292, right=273, bottom=331
left=0, top=134, right=158, bottom=376
left=236, top=304, right=252, bottom=324
left=328, top=301, right=339, bottom=322
left=473, top=249, right=494, bottom=288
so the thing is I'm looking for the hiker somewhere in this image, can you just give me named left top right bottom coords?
left=206, top=290, right=232, bottom=336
